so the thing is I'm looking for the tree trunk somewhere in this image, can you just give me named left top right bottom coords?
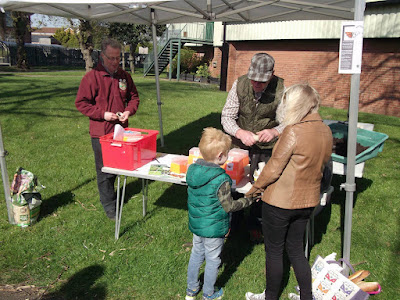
left=129, top=43, right=137, bottom=74
left=129, top=53, right=134, bottom=74
left=81, top=47, right=93, bottom=73
left=76, top=19, right=94, bottom=73
left=0, top=13, right=6, bottom=40
left=12, top=12, right=30, bottom=70
left=121, top=51, right=126, bottom=71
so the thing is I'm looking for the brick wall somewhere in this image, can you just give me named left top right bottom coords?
left=210, top=47, right=223, bottom=78
left=214, top=39, right=399, bottom=117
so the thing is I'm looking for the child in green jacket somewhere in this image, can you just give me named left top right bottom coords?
left=185, top=127, right=253, bottom=300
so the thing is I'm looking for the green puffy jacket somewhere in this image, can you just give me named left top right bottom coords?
left=186, top=161, right=231, bottom=238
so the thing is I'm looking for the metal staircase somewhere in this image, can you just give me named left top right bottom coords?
left=143, top=23, right=214, bottom=76
left=144, top=39, right=183, bottom=75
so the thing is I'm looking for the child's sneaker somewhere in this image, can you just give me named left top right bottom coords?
left=185, top=287, right=201, bottom=300
left=245, top=290, right=265, bottom=300
left=203, top=287, right=223, bottom=299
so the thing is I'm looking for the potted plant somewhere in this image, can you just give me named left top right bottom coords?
left=195, top=63, right=211, bottom=83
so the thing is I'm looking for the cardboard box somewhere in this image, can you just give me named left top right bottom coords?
left=170, top=156, right=188, bottom=174
left=188, top=147, right=203, bottom=164
left=223, top=149, right=249, bottom=186
left=188, top=147, right=249, bottom=186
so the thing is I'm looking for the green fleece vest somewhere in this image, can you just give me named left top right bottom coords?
left=237, top=75, right=284, bottom=149
left=187, top=163, right=231, bottom=238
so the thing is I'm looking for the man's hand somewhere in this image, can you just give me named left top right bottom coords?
left=256, top=128, right=279, bottom=143
left=104, top=112, right=119, bottom=122
left=236, top=129, right=258, bottom=147
left=118, top=111, right=130, bottom=124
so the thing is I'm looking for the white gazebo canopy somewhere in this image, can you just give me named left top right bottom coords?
left=0, top=0, right=355, bottom=24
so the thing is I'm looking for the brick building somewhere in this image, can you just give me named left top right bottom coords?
left=31, top=27, right=61, bottom=45
left=209, top=2, right=400, bottom=117
left=0, top=11, right=31, bottom=43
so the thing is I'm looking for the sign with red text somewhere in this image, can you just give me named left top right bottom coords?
left=339, top=21, right=364, bottom=74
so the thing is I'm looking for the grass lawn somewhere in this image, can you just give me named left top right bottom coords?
left=0, top=69, right=399, bottom=299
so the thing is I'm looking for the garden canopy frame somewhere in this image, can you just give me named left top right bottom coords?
left=0, top=0, right=366, bottom=274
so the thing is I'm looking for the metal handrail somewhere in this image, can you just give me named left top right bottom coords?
left=143, top=23, right=213, bottom=75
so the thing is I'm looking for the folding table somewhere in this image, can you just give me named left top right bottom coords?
left=102, top=153, right=332, bottom=241
left=102, top=154, right=188, bottom=240
left=103, top=120, right=374, bottom=240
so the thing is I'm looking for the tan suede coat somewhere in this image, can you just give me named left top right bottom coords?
left=246, top=113, right=333, bottom=209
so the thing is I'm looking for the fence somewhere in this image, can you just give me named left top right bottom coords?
left=3, top=42, right=98, bottom=67
left=2, top=42, right=146, bottom=69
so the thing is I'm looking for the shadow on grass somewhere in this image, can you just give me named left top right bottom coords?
left=153, top=184, right=187, bottom=210
left=120, top=182, right=188, bottom=238
left=218, top=213, right=259, bottom=287
left=118, top=175, right=188, bottom=236
left=157, top=112, right=222, bottom=154
left=40, top=178, right=95, bottom=219
left=124, top=178, right=144, bottom=202
left=310, top=174, right=373, bottom=256
left=42, top=265, right=106, bottom=300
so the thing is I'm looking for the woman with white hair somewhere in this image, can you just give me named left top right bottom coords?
left=245, top=84, right=333, bottom=300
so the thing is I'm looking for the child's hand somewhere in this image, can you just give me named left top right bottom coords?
left=246, top=194, right=262, bottom=203
left=245, top=188, right=263, bottom=202
left=253, top=194, right=262, bottom=202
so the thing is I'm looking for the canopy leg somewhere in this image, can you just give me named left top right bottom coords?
left=151, top=9, right=165, bottom=147
left=0, top=123, right=14, bottom=224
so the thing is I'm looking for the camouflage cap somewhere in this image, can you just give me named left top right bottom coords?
left=247, top=53, right=275, bottom=82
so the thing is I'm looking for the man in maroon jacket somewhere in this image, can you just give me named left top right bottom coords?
left=75, top=38, right=140, bottom=220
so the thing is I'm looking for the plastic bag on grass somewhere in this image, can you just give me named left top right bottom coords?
left=11, top=167, right=45, bottom=227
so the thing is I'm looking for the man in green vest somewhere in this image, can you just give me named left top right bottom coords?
left=221, top=53, right=285, bottom=241
left=221, top=52, right=284, bottom=160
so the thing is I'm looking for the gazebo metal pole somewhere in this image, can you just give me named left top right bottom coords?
left=177, top=35, right=181, bottom=82
left=342, top=0, right=365, bottom=275
left=151, top=8, right=164, bottom=147
left=168, top=39, right=172, bottom=80
left=0, top=123, right=14, bottom=224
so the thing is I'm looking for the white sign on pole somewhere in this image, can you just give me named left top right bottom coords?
left=338, top=21, right=364, bottom=74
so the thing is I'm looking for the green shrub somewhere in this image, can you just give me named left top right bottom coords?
left=170, top=47, right=205, bottom=77
left=196, top=63, right=211, bottom=78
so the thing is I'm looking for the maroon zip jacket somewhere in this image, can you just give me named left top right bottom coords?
left=75, top=61, right=140, bottom=138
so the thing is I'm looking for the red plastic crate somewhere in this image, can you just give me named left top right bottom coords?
left=100, top=128, right=159, bottom=170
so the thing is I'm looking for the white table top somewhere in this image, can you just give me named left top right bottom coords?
left=102, top=153, right=253, bottom=192
left=103, top=119, right=373, bottom=181
left=103, top=119, right=375, bottom=192
left=102, top=154, right=188, bottom=186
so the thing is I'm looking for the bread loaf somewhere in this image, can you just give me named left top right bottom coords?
left=356, top=281, right=380, bottom=293
left=349, top=270, right=370, bottom=283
